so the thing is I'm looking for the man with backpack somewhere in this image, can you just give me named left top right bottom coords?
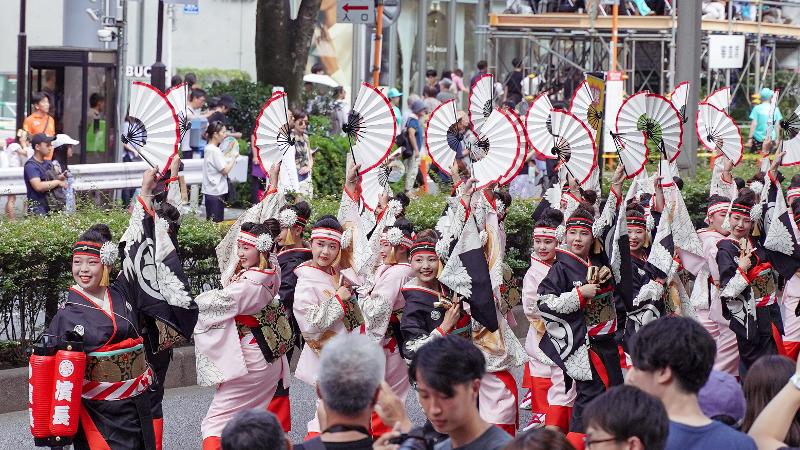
left=399, top=100, right=426, bottom=196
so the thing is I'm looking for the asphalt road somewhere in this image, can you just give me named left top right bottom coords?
left=0, top=368, right=530, bottom=449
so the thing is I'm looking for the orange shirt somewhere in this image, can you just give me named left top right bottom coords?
left=23, top=111, right=56, bottom=160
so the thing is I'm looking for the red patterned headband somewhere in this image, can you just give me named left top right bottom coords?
left=238, top=231, right=258, bottom=247
left=311, top=227, right=342, bottom=244
left=627, top=216, right=647, bottom=229
left=533, top=227, right=557, bottom=239
left=729, top=203, right=752, bottom=217
left=566, top=217, right=593, bottom=231
left=73, top=241, right=101, bottom=257
left=410, top=241, right=437, bottom=257
left=707, top=202, right=729, bottom=216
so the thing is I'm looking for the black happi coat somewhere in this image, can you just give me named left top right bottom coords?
left=400, top=281, right=472, bottom=361
left=44, top=198, right=196, bottom=450
left=537, top=249, right=621, bottom=384
left=277, top=247, right=313, bottom=347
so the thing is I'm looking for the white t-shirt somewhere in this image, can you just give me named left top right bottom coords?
left=202, top=143, right=228, bottom=196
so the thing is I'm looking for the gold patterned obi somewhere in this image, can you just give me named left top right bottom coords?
left=86, top=343, right=147, bottom=383
left=749, top=263, right=776, bottom=306
left=585, top=286, right=616, bottom=336
left=235, top=303, right=296, bottom=362
left=302, top=329, right=339, bottom=355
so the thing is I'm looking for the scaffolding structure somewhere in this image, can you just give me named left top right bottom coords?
left=484, top=7, right=800, bottom=108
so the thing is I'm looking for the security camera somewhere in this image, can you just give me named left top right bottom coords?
left=97, top=27, right=116, bottom=42
left=86, top=8, right=101, bottom=22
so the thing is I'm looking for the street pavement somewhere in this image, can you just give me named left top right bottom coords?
left=0, top=367, right=528, bottom=449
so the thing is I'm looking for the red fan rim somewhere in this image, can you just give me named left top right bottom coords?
left=425, top=99, right=458, bottom=176
left=498, top=108, right=527, bottom=186
left=703, top=86, right=731, bottom=107
left=355, top=82, right=396, bottom=176
left=568, top=79, right=591, bottom=113
left=524, top=91, right=556, bottom=160
left=619, top=130, right=649, bottom=180
left=694, top=102, right=743, bottom=166
left=646, top=92, right=683, bottom=162
left=614, top=91, right=648, bottom=134
left=553, top=108, right=597, bottom=186
left=132, top=81, right=180, bottom=174
left=670, top=81, right=690, bottom=100
left=475, top=107, right=522, bottom=190
left=252, top=91, right=289, bottom=175
left=164, top=82, right=188, bottom=98
left=468, top=73, right=494, bottom=130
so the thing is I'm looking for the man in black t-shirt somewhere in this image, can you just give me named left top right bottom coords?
left=504, top=57, right=524, bottom=107
left=293, top=334, right=386, bottom=450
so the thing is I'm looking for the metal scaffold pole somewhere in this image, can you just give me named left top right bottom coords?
left=675, top=0, right=701, bottom=177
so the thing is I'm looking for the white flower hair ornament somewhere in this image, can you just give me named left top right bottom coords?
left=555, top=224, right=566, bottom=243
left=750, top=181, right=764, bottom=197
left=340, top=228, right=353, bottom=249
left=495, top=198, right=506, bottom=217
left=278, top=209, right=298, bottom=228
left=750, top=203, right=763, bottom=222
left=386, top=199, right=403, bottom=218
left=386, top=227, right=404, bottom=246
left=100, top=241, right=119, bottom=266
left=256, top=233, right=274, bottom=253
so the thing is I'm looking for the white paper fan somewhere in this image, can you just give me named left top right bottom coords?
left=696, top=102, right=743, bottom=165
left=123, top=81, right=180, bottom=173
left=615, top=91, right=649, bottom=136
left=498, top=109, right=527, bottom=186
left=343, top=83, right=396, bottom=174
left=164, top=82, right=190, bottom=142
left=524, top=92, right=554, bottom=159
left=570, top=80, right=604, bottom=133
left=359, top=163, right=393, bottom=211
left=253, top=91, right=294, bottom=172
left=610, top=129, right=648, bottom=179
left=549, top=109, right=597, bottom=185
left=780, top=104, right=800, bottom=166
left=470, top=108, right=522, bottom=189
left=425, top=100, right=460, bottom=175
left=469, top=74, right=495, bottom=132
left=669, top=81, right=690, bottom=124
left=703, top=86, right=731, bottom=112
left=644, top=93, right=683, bottom=161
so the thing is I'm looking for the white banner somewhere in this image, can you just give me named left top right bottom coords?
left=708, top=34, right=746, bottom=69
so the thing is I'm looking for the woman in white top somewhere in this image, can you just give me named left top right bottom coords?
left=4, top=130, right=32, bottom=220
left=202, top=121, right=237, bottom=222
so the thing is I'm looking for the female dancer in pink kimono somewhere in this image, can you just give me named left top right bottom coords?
left=521, top=207, right=576, bottom=433
left=194, top=219, right=286, bottom=450
left=294, top=215, right=362, bottom=438
left=358, top=217, right=416, bottom=436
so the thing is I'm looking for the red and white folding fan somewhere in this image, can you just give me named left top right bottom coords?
left=524, top=92, right=554, bottom=159
left=669, top=81, right=690, bottom=124
left=696, top=102, right=743, bottom=165
left=498, top=109, right=527, bottom=186
left=549, top=109, right=597, bottom=185
left=359, top=165, right=391, bottom=211
left=164, top=82, right=190, bottom=142
left=703, top=86, right=731, bottom=112
left=343, top=82, right=396, bottom=174
left=469, top=108, right=522, bottom=189
left=610, top=130, right=648, bottom=179
left=469, top=74, right=495, bottom=132
left=425, top=100, right=461, bottom=176
left=644, top=93, right=683, bottom=161
left=123, top=81, right=180, bottom=173
left=570, top=79, right=604, bottom=133
left=779, top=104, right=800, bottom=166
left=253, top=91, right=294, bottom=172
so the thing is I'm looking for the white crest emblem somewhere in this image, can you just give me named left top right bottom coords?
left=73, top=325, right=85, bottom=336
left=58, top=360, right=75, bottom=378
left=430, top=310, right=442, bottom=321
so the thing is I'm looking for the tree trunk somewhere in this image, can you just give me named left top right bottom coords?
left=255, top=0, right=323, bottom=108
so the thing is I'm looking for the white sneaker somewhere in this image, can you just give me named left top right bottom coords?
left=522, top=413, right=546, bottom=431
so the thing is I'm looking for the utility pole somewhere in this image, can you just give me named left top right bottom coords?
left=675, top=0, right=701, bottom=177
left=16, top=0, right=27, bottom=131
left=150, top=0, right=166, bottom=91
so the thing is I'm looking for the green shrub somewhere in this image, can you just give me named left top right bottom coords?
left=175, top=67, right=251, bottom=86
left=207, top=79, right=274, bottom=138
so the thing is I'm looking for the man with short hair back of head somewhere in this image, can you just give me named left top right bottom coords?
left=582, top=385, right=669, bottom=450
left=409, top=335, right=512, bottom=450
left=626, top=316, right=756, bottom=450
left=293, top=333, right=386, bottom=450
left=220, top=409, right=286, bottom=450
